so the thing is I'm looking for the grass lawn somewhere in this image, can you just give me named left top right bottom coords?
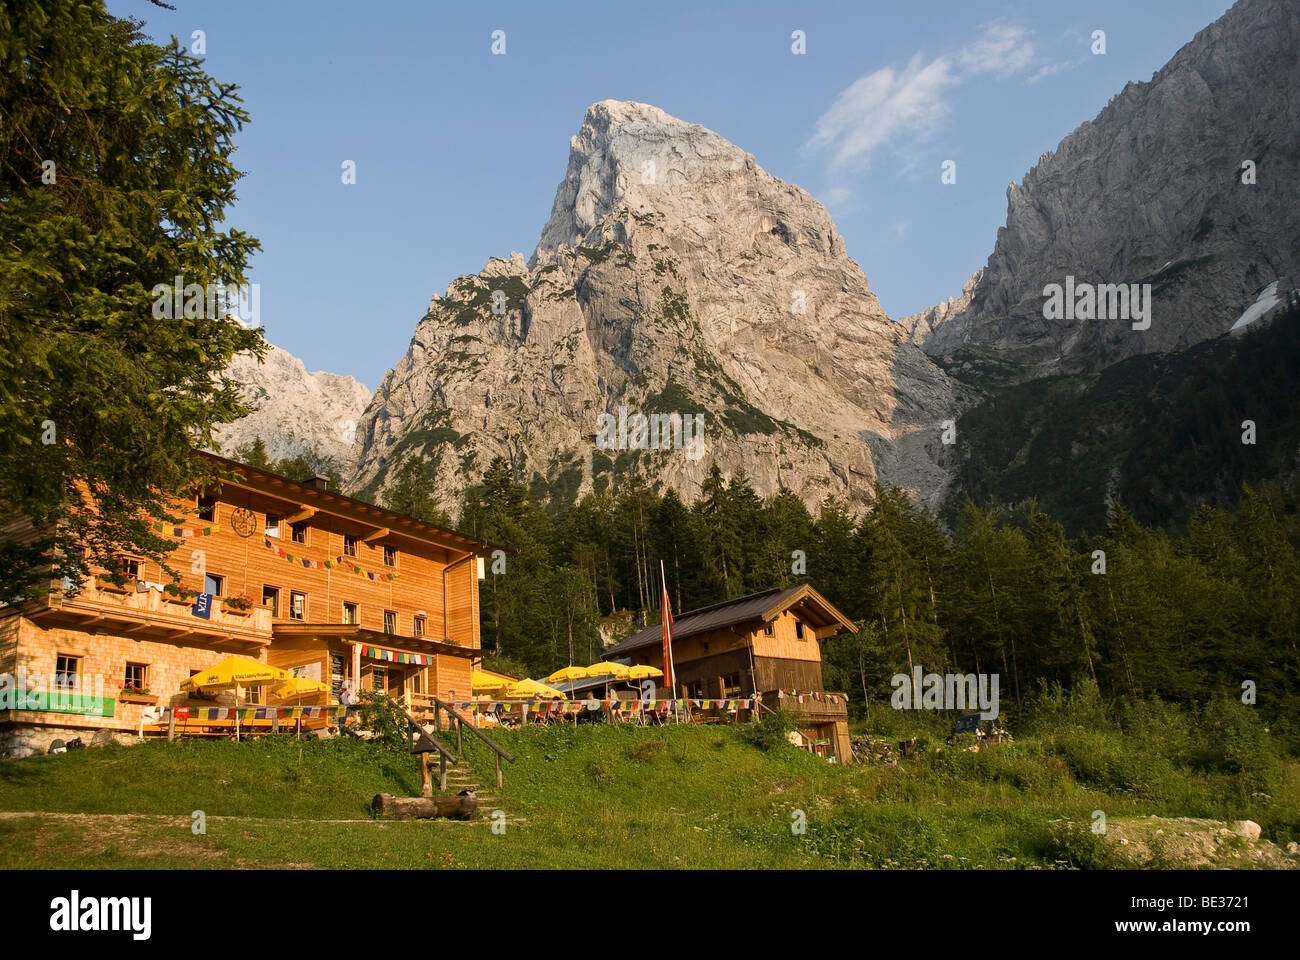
left=1, top=722, right=1296, bottom=869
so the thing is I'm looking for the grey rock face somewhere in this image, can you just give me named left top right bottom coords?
left=899, top=269, right=983, bottom=355
left=215, top=342, right=372, bottom=466
left=910, top=0, right=1300, bottom=376
left=346, top=100, right=959, bottom=512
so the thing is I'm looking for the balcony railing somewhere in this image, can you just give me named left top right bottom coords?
left=64, top=580, right=274, bottom=636
left=758, top=689, right=849, bottom=719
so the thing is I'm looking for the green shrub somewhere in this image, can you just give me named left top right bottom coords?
left=1118, top=697, right=1194, bottom=765
left=1037, top=819, right=1134, bottom=870
left=356, top=691, right=409, bottom=752
left=740, top=708, right=798, bottom=751
left=1196, top=698, right=1279, bottom=792
left=1023, top=678, right=1113, bottom=735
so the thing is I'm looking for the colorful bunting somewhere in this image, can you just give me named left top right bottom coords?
left=262, top=538, right=398, bottom=581
left=165, top=705, right=349, bottom=722
left=361, top=645, right=432, bottom=666
left=150, top=519, right=219, bottom=538
left=781, top=689, right=846, bottom=705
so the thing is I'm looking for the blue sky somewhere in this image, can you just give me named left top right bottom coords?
left=113, top=0, right=1233, bottom=389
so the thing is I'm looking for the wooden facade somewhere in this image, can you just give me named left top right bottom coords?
left=0, top=453, right=506, bottom=751
left=602, top=584, right=857, bottom=762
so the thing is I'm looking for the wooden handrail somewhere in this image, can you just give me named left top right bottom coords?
left=429, top=695, right=514, bottom=764
left=401, top=709, right=456, bottom=763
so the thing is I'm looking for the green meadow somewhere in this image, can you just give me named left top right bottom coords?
left=1, top=687, right=1294, bottom=870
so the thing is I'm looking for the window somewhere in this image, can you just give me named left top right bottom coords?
left=265, top=513, right=281, bottom=538
left=290, top=591, right=306, bottom=621
left=55, top=655, right=80, bottom=691
left=794, top=620, right=805, bottom=640
left=342, top=602, right=358, bottom=625
left=383, top=610, right=396, bottom=634
left=120, top=557, right=142, bottom=580
left=763, top=623, right=773, bottom=636
left=343, top=535, right=358, bottom=558
left=204, top=573, right=224, bottom=597
left=291, top=521, right=308, bottom=545
left=123, top=662, right=148, bottom=691
left=371, top=667, right=388, bottom=693
left=242, top=684, right=261, bottom=705
left=412, top=615, right=426, bottom=638
left=197, top=495, right=216, bottom=522
left=262, top=586, right=280, bottom=617
left=722, top=673, right=742, bottom=697
left=383, top=545, right=397, bottom=567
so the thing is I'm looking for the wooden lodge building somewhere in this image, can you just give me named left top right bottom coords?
left=602, top=584, right=858, bottom=762
left=0, top=452, right=506, bottom=756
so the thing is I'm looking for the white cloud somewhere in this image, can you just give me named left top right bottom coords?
left=809, top=23, right=1037, bottom=170
left=820, top=185, right=854, bottom=209
left=957, top=23, right=1036, bottom=75
left=1026, top=57, right=1086, bottom=85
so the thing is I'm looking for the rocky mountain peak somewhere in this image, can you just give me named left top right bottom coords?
left=533, top=100, right=847, bottom=269
left=346, top=100, right=958, bottom=513
left=908, top=0, right=1300, bottom=376
left=216, top=342, right=371, bottom=467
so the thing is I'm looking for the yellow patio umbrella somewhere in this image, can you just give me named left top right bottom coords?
left=585, top=661, right=630, bottom=679
left=180, top=655, right=292, bottom=692
left=270, top=676, right=330, bottom=700
left=625, top=664, right=663, bottom=680
left=504, top=678, right=567, bottom=700
left=545, top=664, right=596, bottom=685
left=179, top=655, right=293, bottom=740
left=472, top=670, right=513, bottom=695
left=584, top=661, right=632, bottom=703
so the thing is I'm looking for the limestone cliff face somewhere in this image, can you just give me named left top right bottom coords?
left=215, top=343, right=371, bottom=466
left=346, top=100, right=958, bottom=511
left=899, top=269, right=983, bottom=357
left=909, top=0, right=1300, bottom=376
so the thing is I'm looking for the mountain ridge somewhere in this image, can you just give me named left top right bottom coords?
left=904, top=0, right=1300, bottom=378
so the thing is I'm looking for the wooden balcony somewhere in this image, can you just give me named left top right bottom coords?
left=759, top=689, right=849, bottom=722
left=28, top=580, right=273, bottom=650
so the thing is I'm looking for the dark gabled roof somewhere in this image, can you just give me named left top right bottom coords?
left=195, top=450, right=517, bottom=557
left=602, top=583, right=857, bottom=660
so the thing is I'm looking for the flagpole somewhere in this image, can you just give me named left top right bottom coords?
left=660, top=560, right=685, bottom=724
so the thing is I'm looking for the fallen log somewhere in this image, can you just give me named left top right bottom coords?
left=372, top=790, right=478, bottom=821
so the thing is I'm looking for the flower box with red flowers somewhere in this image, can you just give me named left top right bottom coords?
left=222, top=593, right=254, bottom=615
left=162, top=582, right=198, bottom=605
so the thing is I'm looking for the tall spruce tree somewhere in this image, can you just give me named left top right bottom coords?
left=0, top=1, right=264, bottom=600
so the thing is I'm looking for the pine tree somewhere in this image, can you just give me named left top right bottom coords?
left=383, top=457, right=451, bottom=526
left=231, top=437, right=273, bottom=471
left=858, top=485, right=947, bottom=676
left=0, top=1, right=265, bottom=600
